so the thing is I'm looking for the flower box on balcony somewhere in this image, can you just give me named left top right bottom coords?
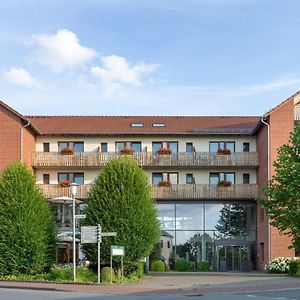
left=121, top=147, right=135, bottom=155
left=157, top=147, right=172, bottom=155
left=60, top=180, right=71, bottom=187
left=217, top=148, right=231, bottom=155
left=60, top=147, right=74, bottom=155
left=217, top=180, right=231, bottom=187
left=158, top=180, right=172, bottom=187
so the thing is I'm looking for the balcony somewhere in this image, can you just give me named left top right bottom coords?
left=39, top=184, right=258, bottom=200
left=32, top=151, right=259, bottom=168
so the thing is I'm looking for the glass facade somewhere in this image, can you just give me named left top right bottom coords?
left=157, top=202, right=257, bottom=271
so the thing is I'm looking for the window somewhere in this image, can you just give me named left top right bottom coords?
left=152, top=173, right=178, bottom=184
left=152, top=141, right=178, bottom=153
left=209, top=141, right=235, bottom=153
left=209, top=172, right=235, bottom=184
left=160, top=240, right=164, bottom=248
left=58, top=142, right=84, bottom=152
left=243, top=173, right=250, bottom=184
left=43, top=143, right=50, bottom=152
left=186, top=142, right=193, bottom=153
left=152, top=123, right=165, bottom=127
left=58, top=173, right=84, bottom=185
left=115, top=142, right=141, bottom=152
left=131, top=123, right=144, bottom=127
left=43, top=174, right=50, bottom=184
left=167, top=241, right=171, bottom=248
left=101, top=143, right=107, bottom=153
left=186, top=174, right=194, bottom=184
left=243, top=142, right=250, bottom=152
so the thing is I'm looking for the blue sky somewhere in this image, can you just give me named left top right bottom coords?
left=1, top=0, right=300, bottom=116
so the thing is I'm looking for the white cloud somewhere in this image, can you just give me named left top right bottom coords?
left=28, top=29, right=97, bottom=72
left=91, top=55, right=158, bottom=92
left=3, top=67, right=39, bottom=87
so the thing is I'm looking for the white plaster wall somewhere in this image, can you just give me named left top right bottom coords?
left=35, top=136, right=257, bottom=153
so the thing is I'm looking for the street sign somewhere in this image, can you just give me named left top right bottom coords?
left=81, top=226, right=98, bottom=244
left=102, top=232, right=117, bottom=237
left=75, top=214, right=86, bottom=219
left=111, top=245, right=125, bottom=256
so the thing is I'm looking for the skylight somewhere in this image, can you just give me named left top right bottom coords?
left=131, top=123, right=144, bottom=127
left=152, top=123, right=165, bottom=127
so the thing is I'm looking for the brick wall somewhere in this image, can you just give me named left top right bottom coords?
left=0, top=105, right=21, bottom=172
left=22, top=126, right=36, bottom=169
left=268, top=98, right=295, bottom=259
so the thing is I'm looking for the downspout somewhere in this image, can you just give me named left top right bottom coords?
left=261, top=117, right=270, bottom=263
left=20, top=120, right=31, bottom=162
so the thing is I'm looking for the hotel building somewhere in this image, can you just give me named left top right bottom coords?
left=0, top=91, right=299, bottom=271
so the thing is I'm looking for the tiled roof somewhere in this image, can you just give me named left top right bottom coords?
left=26, top=115, right=261, bottom=135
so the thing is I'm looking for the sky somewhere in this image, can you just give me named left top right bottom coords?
left=1, top=0, right=300, bottom=116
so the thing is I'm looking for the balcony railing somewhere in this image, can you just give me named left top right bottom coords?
left=32, top=151, right=259, bottom=168
left=39, top=184, right=258, bottom=200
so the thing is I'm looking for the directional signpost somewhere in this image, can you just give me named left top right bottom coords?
left=81, top=224, right=117, bottom=284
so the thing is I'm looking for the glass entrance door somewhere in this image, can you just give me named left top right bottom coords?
left=217, top=244, right=249, bottom=272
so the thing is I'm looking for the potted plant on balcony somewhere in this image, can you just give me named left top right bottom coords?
left=121, top=147, right=135, bottom=155
left=158, top=180, right=172, bottom=187
left=217, top=148, right=231, bottom=155
left=60, top=146, right=74, bottom=155
left=60, top=179, right=71, bottom=187
left=157, top=147, right=172, bottom=155
left=217, top=180, right=231, bottom=187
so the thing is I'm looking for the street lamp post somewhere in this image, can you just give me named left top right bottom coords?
left=70, top=182, right=79, bottom=282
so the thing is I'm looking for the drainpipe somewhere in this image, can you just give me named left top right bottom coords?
left=260, top=117, right=270, bottom=263
left=20, top=120, right=31, bottom=162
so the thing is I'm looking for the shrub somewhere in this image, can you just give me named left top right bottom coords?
left=132, top=262, right=145, bottom=278
left=101, top=267, right=114, bottom=283
left=197, top=261, right=210, bottom=272
left=0, top=163, right=56, bottom=275
left=266, top=257, right=298, bottom=273
left=175, top=259, right=189, bottom=272
left=151, top=260, right=166, bottom=272
left=83, top=157, right=160, bottom=268
left=289, top=259, right=300, bottom=276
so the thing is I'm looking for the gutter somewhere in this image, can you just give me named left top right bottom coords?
left=20, top=120, right=31, bottom=162
left=261, top=117, right=271, bottom=263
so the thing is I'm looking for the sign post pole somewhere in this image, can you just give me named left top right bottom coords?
left=110, top=248, right=113, bottom=284
left=97, top=224, right=102, bottom=284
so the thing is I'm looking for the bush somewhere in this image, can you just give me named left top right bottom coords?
left=48, top=265, right=97, bottom=282
left=289, top=259, right=300, bottom=276
left=175, top=259, right=189, bottom=272
left=101, top=267, right=114, bottom=283
left=0, top=163, right=56, bottom=275
left=266, top=257, right=298, bottom=273
left=151, top=260, right=166, bottom=272
left=197, top=261, right=210, bottom=272
left=132, top=262, right=145, bottom=278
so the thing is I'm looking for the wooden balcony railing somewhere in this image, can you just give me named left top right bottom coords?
left=32, top=151, right=259, bottom=168
left=39, top=184, right=258, bottom=200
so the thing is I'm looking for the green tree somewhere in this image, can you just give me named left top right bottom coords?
left=259, top=123, right=300, bottom=250
left=0, top=162, right=56, bottom=275
left=82, top=157, right=160, bottom=266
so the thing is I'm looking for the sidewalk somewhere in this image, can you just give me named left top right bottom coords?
left=0, top=273, right=299, bottom=296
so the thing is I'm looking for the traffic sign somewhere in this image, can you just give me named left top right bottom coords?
left=111, top=245, right=125, bottom=256
left=81, top=226, right=97, bottom=244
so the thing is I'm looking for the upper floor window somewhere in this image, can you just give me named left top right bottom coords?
left=186, top=174, right=194, bottom=184
left=152, top=142, right=178, bottom=153
left=58, top=172, right=84, bottom=185
left=43, top=143, right=50, bottom=152
left=209, top=141, right=235, bottom=153
left=243, top=142, right=250, bottom=152
left=43, top=174, right=50, bottom=184
left=101, top=143, right=108, bottom=153
left=115, top=142, right=141, bottom=153
left=186, top=142, right=194, bottom=153
left=209, top=172, right=235, bottom=185
left=58, top=142, right=84, bottom=153
left=243, top=173, right=250, bottom=184
left=152, top=172, right=178, bottom=185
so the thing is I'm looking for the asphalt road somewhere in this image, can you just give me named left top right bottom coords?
left=1, top=288, right=300, bottom=300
